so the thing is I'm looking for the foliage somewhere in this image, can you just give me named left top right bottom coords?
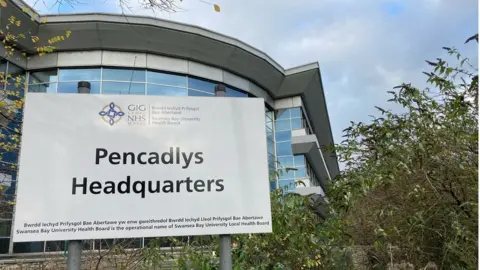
left=328, top=37, right=478, bottom=269
left=115, top=0, right=221, bottom=14
left=171, top=185, right=347, bottom=270
left=0, top=1, right=70, bottom=206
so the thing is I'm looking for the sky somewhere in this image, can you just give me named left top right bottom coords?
left=26, top=0, right=479, bottom=145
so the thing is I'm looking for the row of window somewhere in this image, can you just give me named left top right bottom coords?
left=266, top=110, right=276, bottom=190
left=0, top=57, right=30, bottom=256
left=27, top=68, right=249, bottom=98
left=273, top=107, right=313, bottom=191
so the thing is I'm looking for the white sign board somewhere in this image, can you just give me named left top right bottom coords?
left=13, top=93, right=272, bottom=242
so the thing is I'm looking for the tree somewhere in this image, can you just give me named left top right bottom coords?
left=0, top=3, right=71, bottom=257
left=168, top=183, right=349, bottom=270
left=0, top=1, right=71, bottom=197
left=328, top=36, right=478, bottom=269
left=29, top=0, right=222, bottom=14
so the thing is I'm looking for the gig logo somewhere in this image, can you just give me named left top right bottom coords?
left=99, top=102, right=125, bottom=126
left=127, top=104, right=148, bottom=125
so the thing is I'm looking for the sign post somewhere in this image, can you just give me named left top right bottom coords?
left=214, top=84, right=232, bottom=270
left=12, top=91, right=272, bottom=268
left=66, top=240, right=81, bottom=270
left=67, top=81, right=91, bottom=270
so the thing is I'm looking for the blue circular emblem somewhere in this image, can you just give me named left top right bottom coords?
left=99, top=102, right=125, bottom=126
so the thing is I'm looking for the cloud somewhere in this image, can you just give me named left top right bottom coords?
left=25, top=0, right=479, bottom=146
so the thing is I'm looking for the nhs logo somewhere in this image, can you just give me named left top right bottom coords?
left=99, top=102, right=149, bottom=126
left=126, top=104, right=148, bottom=126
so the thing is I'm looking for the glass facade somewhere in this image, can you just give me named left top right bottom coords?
left=0, top=63, right=324, bottom=255
left=274, top=107, right=319, bottom=191
left=265, top=109, right=276, bottom=190
left=28, top=68, right=249, bottom=98
left=0, top=59, right=25, bottom=255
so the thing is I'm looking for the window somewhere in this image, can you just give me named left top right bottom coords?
left=295, top=167, right=306, bottom=178
left=290, top=107, right=302, bottom=118
left=29, top=70, right=58, bottom=84
left=188, top=77, right=216, bottom=94
left=294, top=155, right=305, bottom=167
left=27, top=68, right=258, bottom=101
left=28, top=83, right=56, bottom=93
left=58, top=82, right=100, bottom=94
left=148, top=84, right=187, bottom=96
left=103, top=68, right=145, bottom=82
left=0, top=238, right=8, bottom=254
left=0, top=59, right=7, bottom=89
left=102, top=82, right=145, bottom=95
left=189, top=90, right=214, bottom=97
left=270, top=181, right=277, bottom=190
left=268, top=154, right=275, bottom=170
left=277, top=156, right=294, bottom=168
left=279, top=169, right=294, bottom=180
left=291, top=117, right=302, bottom=130
left=279, top=180, right=296, bottom=191
left=276, top=141, right=292, bottom=156
left=148, top=71, right=186, bottom=87
left=276, top=109, right=290, bottom=120
left=275, top=119, right=291, bottom=131
left=13, top=241, right=45, bottom=253
left=273, top=107, right=309, bottom=192
left=5, top=63, right=26, bottom=97
left=0, top=220, right=11, bottom=237
left=266, top=128, right=274, bottom=142
left=226, top=88, right=248, bottom=98
left=58, top=68, right=101, bottom=81
left=267, top=140, right=275, bottom=156
left=275, top=130, right=291, bottom=142
left=45, top=241, right=67, bottom=252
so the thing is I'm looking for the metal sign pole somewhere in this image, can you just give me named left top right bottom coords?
left=214, top=84, right=233, bottom=270
left=219, top=234, right=233, bottom=269
left=66, top=240, right=82, bottom=270
left=66, top=81, right=91, bottom=270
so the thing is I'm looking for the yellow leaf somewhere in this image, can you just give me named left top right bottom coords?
left=214, top=4, right=220, bottom=12
left=7, top=201, right=15, bottom=205
left=0, top=0, right=6, bottom=7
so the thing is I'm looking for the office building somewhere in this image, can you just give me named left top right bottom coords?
left=0, top=0, right=339, bottom=255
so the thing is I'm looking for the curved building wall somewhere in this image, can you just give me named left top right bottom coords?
left=0, top=57, right=290, bottom=255
left=28, top=67, right=250, bottom=97
left=0, top=0, right=337, bottom=256
left=25, top=51, right=275, bottom=107
left=1, top=0, right=340, bottom=180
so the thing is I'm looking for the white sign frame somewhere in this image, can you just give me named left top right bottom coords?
left=12, top=93, right=272, bottom=242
